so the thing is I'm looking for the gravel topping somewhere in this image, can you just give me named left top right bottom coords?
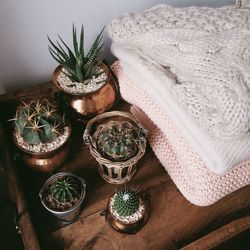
left=14, top=127, right=70, bottom=153
left=57, top=67, right=108, bottom=94
left=110, top=194, right=145, bottom=224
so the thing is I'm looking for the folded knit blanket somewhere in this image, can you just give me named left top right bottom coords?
left=130, top=105, right=250, bottom=206
left=108, top=4, right=250, bottom=174
left=111, top=62, right=250, bottom=205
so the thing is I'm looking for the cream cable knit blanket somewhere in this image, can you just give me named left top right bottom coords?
left=108, top=4, right=250, bottom=174
left=109, top=5, right=250, bottom=139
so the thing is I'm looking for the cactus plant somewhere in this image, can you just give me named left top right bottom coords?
left=96, top=121, right=140, bottom=161
left=48, top=24, right=106, bottom=85
left=50, top=176, right=79, bottom=204
left=10, top=98, right=66, bottom=145
left=113, top=189, right=140, bottom=217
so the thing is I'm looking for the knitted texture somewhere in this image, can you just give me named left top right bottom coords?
left=108, top=5, right=250, bottom=139
left=108, top=4, right=250, bottom=43
left=121, top=29, right=250, bottom=139
left=111, top=62, right=250, bottom=206
left=131, top=105, right=250, bottom=206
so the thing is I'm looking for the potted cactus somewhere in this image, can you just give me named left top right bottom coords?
left=10, top=98, right=71, bottom=172
left=105, top=187, right=149, bottom=233
left=84, top=111, right=147, bottom=184
left=48, top=24, right=118, bottom=119
left=96, top=121, right=140, bottom=161
left=39, top=172, right=86, bottom=223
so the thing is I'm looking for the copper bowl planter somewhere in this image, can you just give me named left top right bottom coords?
left=52, top=62, right=119, bottom=119
left=13, top=126, right=71, bottom=172
left=104, top=193, right=150, bottom=234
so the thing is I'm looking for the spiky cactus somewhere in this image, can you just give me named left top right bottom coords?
left=48, top=24, right=106, bottom=85
left=10, top=98, right=66, bottom=145
left=96, top=121, right=140, bottom=161
left=113, top=189, right=140, bottom=217
left=50, top=176, right=79, bottom=204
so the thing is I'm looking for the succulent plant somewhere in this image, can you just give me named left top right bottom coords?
left=113, top=188, right=140, bottom=217
left=10, top=98, right=66, bottom=145
left=50, top=176, right=79, bottom=204
left=96, top=121, right=140, bottom=161
left=48, top=24, right=106, bottom=85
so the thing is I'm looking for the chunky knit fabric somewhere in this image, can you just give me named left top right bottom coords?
left=131, top=105, right=250, bottom=206
left=108, top=4, right=250, bottom=139
left=111, top=62, right=250, bottom=206
left=108, top=4, right=250, bottom=43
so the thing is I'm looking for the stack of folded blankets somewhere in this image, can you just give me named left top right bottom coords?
left=108, top=4, right=250, bottom=206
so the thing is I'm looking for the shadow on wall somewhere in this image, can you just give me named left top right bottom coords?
left=0, top=0, right=235, bottom=95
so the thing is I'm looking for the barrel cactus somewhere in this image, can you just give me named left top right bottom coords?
left=11, top=98, right=66, bottom=145
left=113, top=189, right=140, bottom=217
left=50, top=176, right=79, bottom=204
left=96, top=121, right=140, bottom=161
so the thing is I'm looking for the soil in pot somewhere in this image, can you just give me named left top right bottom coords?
left=43, top=175, right=82, bottom=211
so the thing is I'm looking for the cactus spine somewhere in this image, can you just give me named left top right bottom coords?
left=96, top=121, right=140, bottom=161
left=11, top=98, right=66, bottom=145
left=50, top=176, right=79, bottom=204
left=113, top=189, right=140, bottom=217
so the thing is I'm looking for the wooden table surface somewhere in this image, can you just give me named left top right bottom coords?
left=0, top=82, right=250, bottom=250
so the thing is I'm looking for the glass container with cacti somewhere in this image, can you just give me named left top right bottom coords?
left=96, top=121, right=141, bottom=162
left=10, top=98, right=66, bottom=145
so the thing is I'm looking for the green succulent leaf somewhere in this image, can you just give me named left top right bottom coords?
left=48, top=24, right=105, bottom=84
left=22, top=128, right=41, bottom=145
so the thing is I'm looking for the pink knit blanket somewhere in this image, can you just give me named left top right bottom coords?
left=112, top=61, right=250, bottom=206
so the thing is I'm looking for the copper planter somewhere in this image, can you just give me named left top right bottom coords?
left=13, top=127, right=71, bottom=172
left=52, top=62, right=119, bottom=119
left=105, top=194, right=150, bottom=234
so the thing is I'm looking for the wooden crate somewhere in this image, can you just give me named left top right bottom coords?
left=0, top=82, right=249, bottom=250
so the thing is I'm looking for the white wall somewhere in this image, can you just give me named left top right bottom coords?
left=0, top=0, right=234, bottom=94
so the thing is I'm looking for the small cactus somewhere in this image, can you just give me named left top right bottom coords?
left=10, top=98, right=66, bottom=145
left=113, top=189, right=140, bottom=217
left=50, top=176, right=79, bottom=203
left=96, top=121, right=140, bottom=161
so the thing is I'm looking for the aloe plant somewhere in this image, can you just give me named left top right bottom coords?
left=10, top=98, right=66, bottom=145
left=48, top=24, right=106, bottom=85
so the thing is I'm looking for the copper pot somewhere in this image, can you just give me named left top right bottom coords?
left=52, top=62, right=119, bottom=119
left=13, top=126, right=71, bottom=172
left=105, top=194, right=150, bottom=234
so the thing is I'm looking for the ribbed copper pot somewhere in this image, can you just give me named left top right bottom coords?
left=52, top=62, right=119, bottom=119
left=13, top=126, right=71, bottom=172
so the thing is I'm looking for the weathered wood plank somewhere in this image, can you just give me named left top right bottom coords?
left=41, top=174, right=250, bottom=250
left=181, top=216, right=250, bottom=250
left=1, top=81, right=250, bottom=250
left=0, top=123, right=41, bottom=250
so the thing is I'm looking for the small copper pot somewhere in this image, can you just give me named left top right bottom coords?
left=52, top=62, right=119, bottom=119
left=13, top=126, right=71, bottom=172
left=105, top=194, right=150, bottom=234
